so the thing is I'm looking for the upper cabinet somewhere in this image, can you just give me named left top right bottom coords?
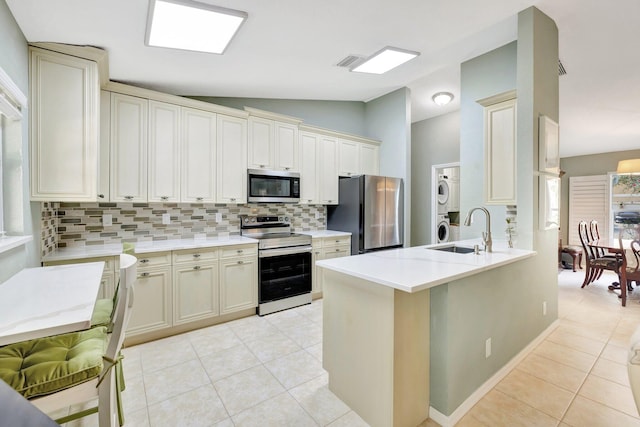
left=246, top=108, right=302, bottom=172
left=479, top=91, right=517, bottom=205
left=337, top=138, right=359, bottom=177
left=359, top=143, right=380, bottom=176
left=148, top=101, right=181, bottom=202
left=217, top=114, right=248, bottom=204
left=299, top=131, right=320, bottom=204
left=30, top=46, right=100, bottom=201
left=181, top=107, right=217, bottom=203
left=318, top=135, right=339, bottom=205
left=338, top=137, right=380, bottom=177
left=110, top=93, right=148, bottom=202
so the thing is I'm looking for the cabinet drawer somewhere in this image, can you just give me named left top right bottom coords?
left=322, top=236, right=351, bottom=248
left=136, top=252, right=172, bottom=269
left=173, top=247, right=218, bottom=264
left=220, top=244, right=257, bottom=259
left=312, top=238, right=323, bottom=249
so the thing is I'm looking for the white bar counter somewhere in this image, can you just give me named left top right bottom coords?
left=0, top=262, right=105, bottom=346
left=316, top=240, right=536, bottom=427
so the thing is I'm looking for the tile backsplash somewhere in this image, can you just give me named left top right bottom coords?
left=41, top=202, right=326, bottom=256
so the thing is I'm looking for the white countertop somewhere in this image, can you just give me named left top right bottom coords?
left=0, top=262, right=105, bottom=345
left=43, top=236, right=259, bottom=261
left=316, top=239, right=536, bottom=293
left=299, top=230, right=352, bottom=238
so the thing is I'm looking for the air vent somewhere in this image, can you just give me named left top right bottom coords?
left=336, top=55, right=364, bottom=68
left=559, top=60, right=567, bottom=76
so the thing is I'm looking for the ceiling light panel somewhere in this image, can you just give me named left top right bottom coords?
left=351, top=47, right=420, bottom=74
left=146, top=0, right=247, bottom=54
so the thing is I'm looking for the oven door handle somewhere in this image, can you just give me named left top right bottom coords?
left=259, top=246, right=313, bottom=258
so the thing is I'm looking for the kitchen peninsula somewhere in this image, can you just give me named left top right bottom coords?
left=316, top=239, right=536, bottom=427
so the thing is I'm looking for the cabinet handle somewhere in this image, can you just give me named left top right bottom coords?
left=237, top=250, right=243, bottom=254
left=347, top=172, right=351, bottom=176
left=237, top=260, right=244, bottom=265
left=140, top=259, right=150, bottom=264
left=98, top=194, right=105, bottom=199
left=196, top=197, right=203, bottom=201
left=335, top=240, right=340, bottom=243
left=124, top=196, right=133, bottom=200
left=259, top=165, right=265, bottom=168
left=335, top=249, right=340, bottom=252
left=193, top=265, right=201, bottom=270
left=193, top=254, right=201, bottom=258
left=284, top=167, right=290, bottom=170
left=140, top=272, right=150, bottom=277
left=230, top=198, right=236, bottom=202
left=327, top=200, right=333, bottom=203
left=315, top=251, right=320, bottom=255
left=161, top=196, right=168, bottom=201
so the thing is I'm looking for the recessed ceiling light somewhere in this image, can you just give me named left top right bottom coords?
left=350, top=47, right=420, bottom=74
left=432, top=92, right=454, bottom=106
left=145, top=0, right=247, bottom=55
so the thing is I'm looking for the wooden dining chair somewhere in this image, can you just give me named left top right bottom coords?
left=621, top=240, right=640, bottom=291
left=0, top=254, right=137, bottom=427
left=578, top=221, right=621, bottom=287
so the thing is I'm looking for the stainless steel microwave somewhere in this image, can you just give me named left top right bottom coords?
left=247, top=169, right=300, bottom=203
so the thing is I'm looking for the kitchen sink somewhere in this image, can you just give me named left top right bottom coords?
left=428, top=245, right=476, bottom=254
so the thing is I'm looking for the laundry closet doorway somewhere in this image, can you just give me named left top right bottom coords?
left=431, top=162, right=460, bottom=244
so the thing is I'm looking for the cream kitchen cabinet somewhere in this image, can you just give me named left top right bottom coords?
left=127, top=252, right=172, bottom=336
left=173, top=248, right=219, bottom=325
left=337, top=138, right=359, bottom=177
left=299, top=131, right=320, bottom=204
left=479, top=91, right=517, bottom=205
left=311, top=235, right=351, bottom=296
left=110, top=93, right=148, bottom=202
left=359, top=142, right=380, bottom=175
left=43, top=255, right=118, bottom=299
left=148, top=101, right=181, bottom=202
left=318, top=136, right=339, bottom=205
left=219, top=248, right=258, bottom=314
left=246, top=108, right=301, bottom=172
left=181, top=107, right=217, bottom=203
left=217, top=114, right=247, bottom=203
left=30, top=46, right=100, bottom=201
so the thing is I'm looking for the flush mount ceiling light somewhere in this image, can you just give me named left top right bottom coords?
left=432, top=92, right=454, bottom=106
left=350, top=47, right=420, bottom=74
left=617, top=159, right=640, bottom=174
left=145, top=0, right=247, bottom=54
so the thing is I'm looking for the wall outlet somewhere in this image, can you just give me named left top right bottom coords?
left=102, top=214, right=112, bottom=227
left=162, top=213, right=171, bottom=225
left=315, top=211, right=321, bottom=219
left=485, top=338, right=492, bottom=358
left=215, top=213, right=222, bottom=222
left=543, top=301, right=547, bottom=316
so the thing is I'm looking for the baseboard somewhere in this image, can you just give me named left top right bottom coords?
left=429, top=319, right=560, bottom=427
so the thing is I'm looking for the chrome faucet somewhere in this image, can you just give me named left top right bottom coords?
left=463, top=207, right=492, bottom=253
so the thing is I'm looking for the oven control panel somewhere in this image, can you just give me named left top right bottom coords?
left=240, top=215, right=290, bottom=228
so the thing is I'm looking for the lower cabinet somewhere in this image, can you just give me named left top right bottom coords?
left=43, top=255, right=118, bottom=299
left=173, top=247, right=220, bottom=325
left=312, top=235, right=351, bottom=297
left=220, top=255, right=258, bottom=314
left=127, top=264, right=172, bottom=336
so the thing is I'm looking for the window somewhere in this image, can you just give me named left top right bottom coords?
left=0, top=64, right=31, bottom=253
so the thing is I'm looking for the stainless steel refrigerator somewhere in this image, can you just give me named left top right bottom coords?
left=327, top=175, right=404, bottom=255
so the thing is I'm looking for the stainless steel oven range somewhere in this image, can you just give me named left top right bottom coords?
left=240, top=215, right=312, bottom=316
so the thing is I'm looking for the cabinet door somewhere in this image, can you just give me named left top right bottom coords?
left=484, top=98, right=516, bottom=205
left=299, top=131, right=319, bottom=204
left=181, top=108, right=217, bottom=203
left=338, top=138, right=360, bottom=177
left=359, top=143, right=380, bottom=175
left=127, top=267, right=172, bottom=335
left=148, top=101, right=181, bottom=202
left=98, top=90, right=111, bottom=201
left=100, top=273, right=115, bottom=300
left=174, top=262, right=219, bottom=324
left=274, top=122, right=299, bottom=172
left=110, top=93, right=148, bottom=202
left=220, top=257, right=257, bottom=314
left=217, top=115, right=247, bottom=203
left=311, top=240, right=323, bottom=294
left=248, top=116, right=273, bottom=170
left=318, top=136, right=339, bottom=205
left=29, top=47, right=99, bottom=201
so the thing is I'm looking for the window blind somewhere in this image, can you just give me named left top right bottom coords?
left=568, top=175, right=610, bottom=245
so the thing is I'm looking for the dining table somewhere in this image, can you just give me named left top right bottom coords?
left=588, top=238, right=631, bottom=306
left=0, top=262, right=104, bottom=346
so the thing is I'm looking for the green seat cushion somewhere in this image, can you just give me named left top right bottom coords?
left=90, top=298, right=114, bottom=327
left=0, top=326, right=108, bottom=399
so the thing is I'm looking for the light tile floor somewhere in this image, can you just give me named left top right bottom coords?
left=60, top=268, right=640, bottom=427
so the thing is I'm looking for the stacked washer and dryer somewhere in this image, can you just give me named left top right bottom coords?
left=436, top=174, right=451, bottom=243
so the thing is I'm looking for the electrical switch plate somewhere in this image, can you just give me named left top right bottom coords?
left=162, top=213, right=171, bottom=225
left=315, top=212, right=321, bottom=219
left=543, top=301, right=547, bottom=316
left=215, top=213, right=222, bottom=222
left=485, top=338, right=492, bottom=358
left=102, top=214, right=112, bottom=227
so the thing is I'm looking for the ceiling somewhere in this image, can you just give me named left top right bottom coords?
left=6, top=0, right=640, bottom=158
